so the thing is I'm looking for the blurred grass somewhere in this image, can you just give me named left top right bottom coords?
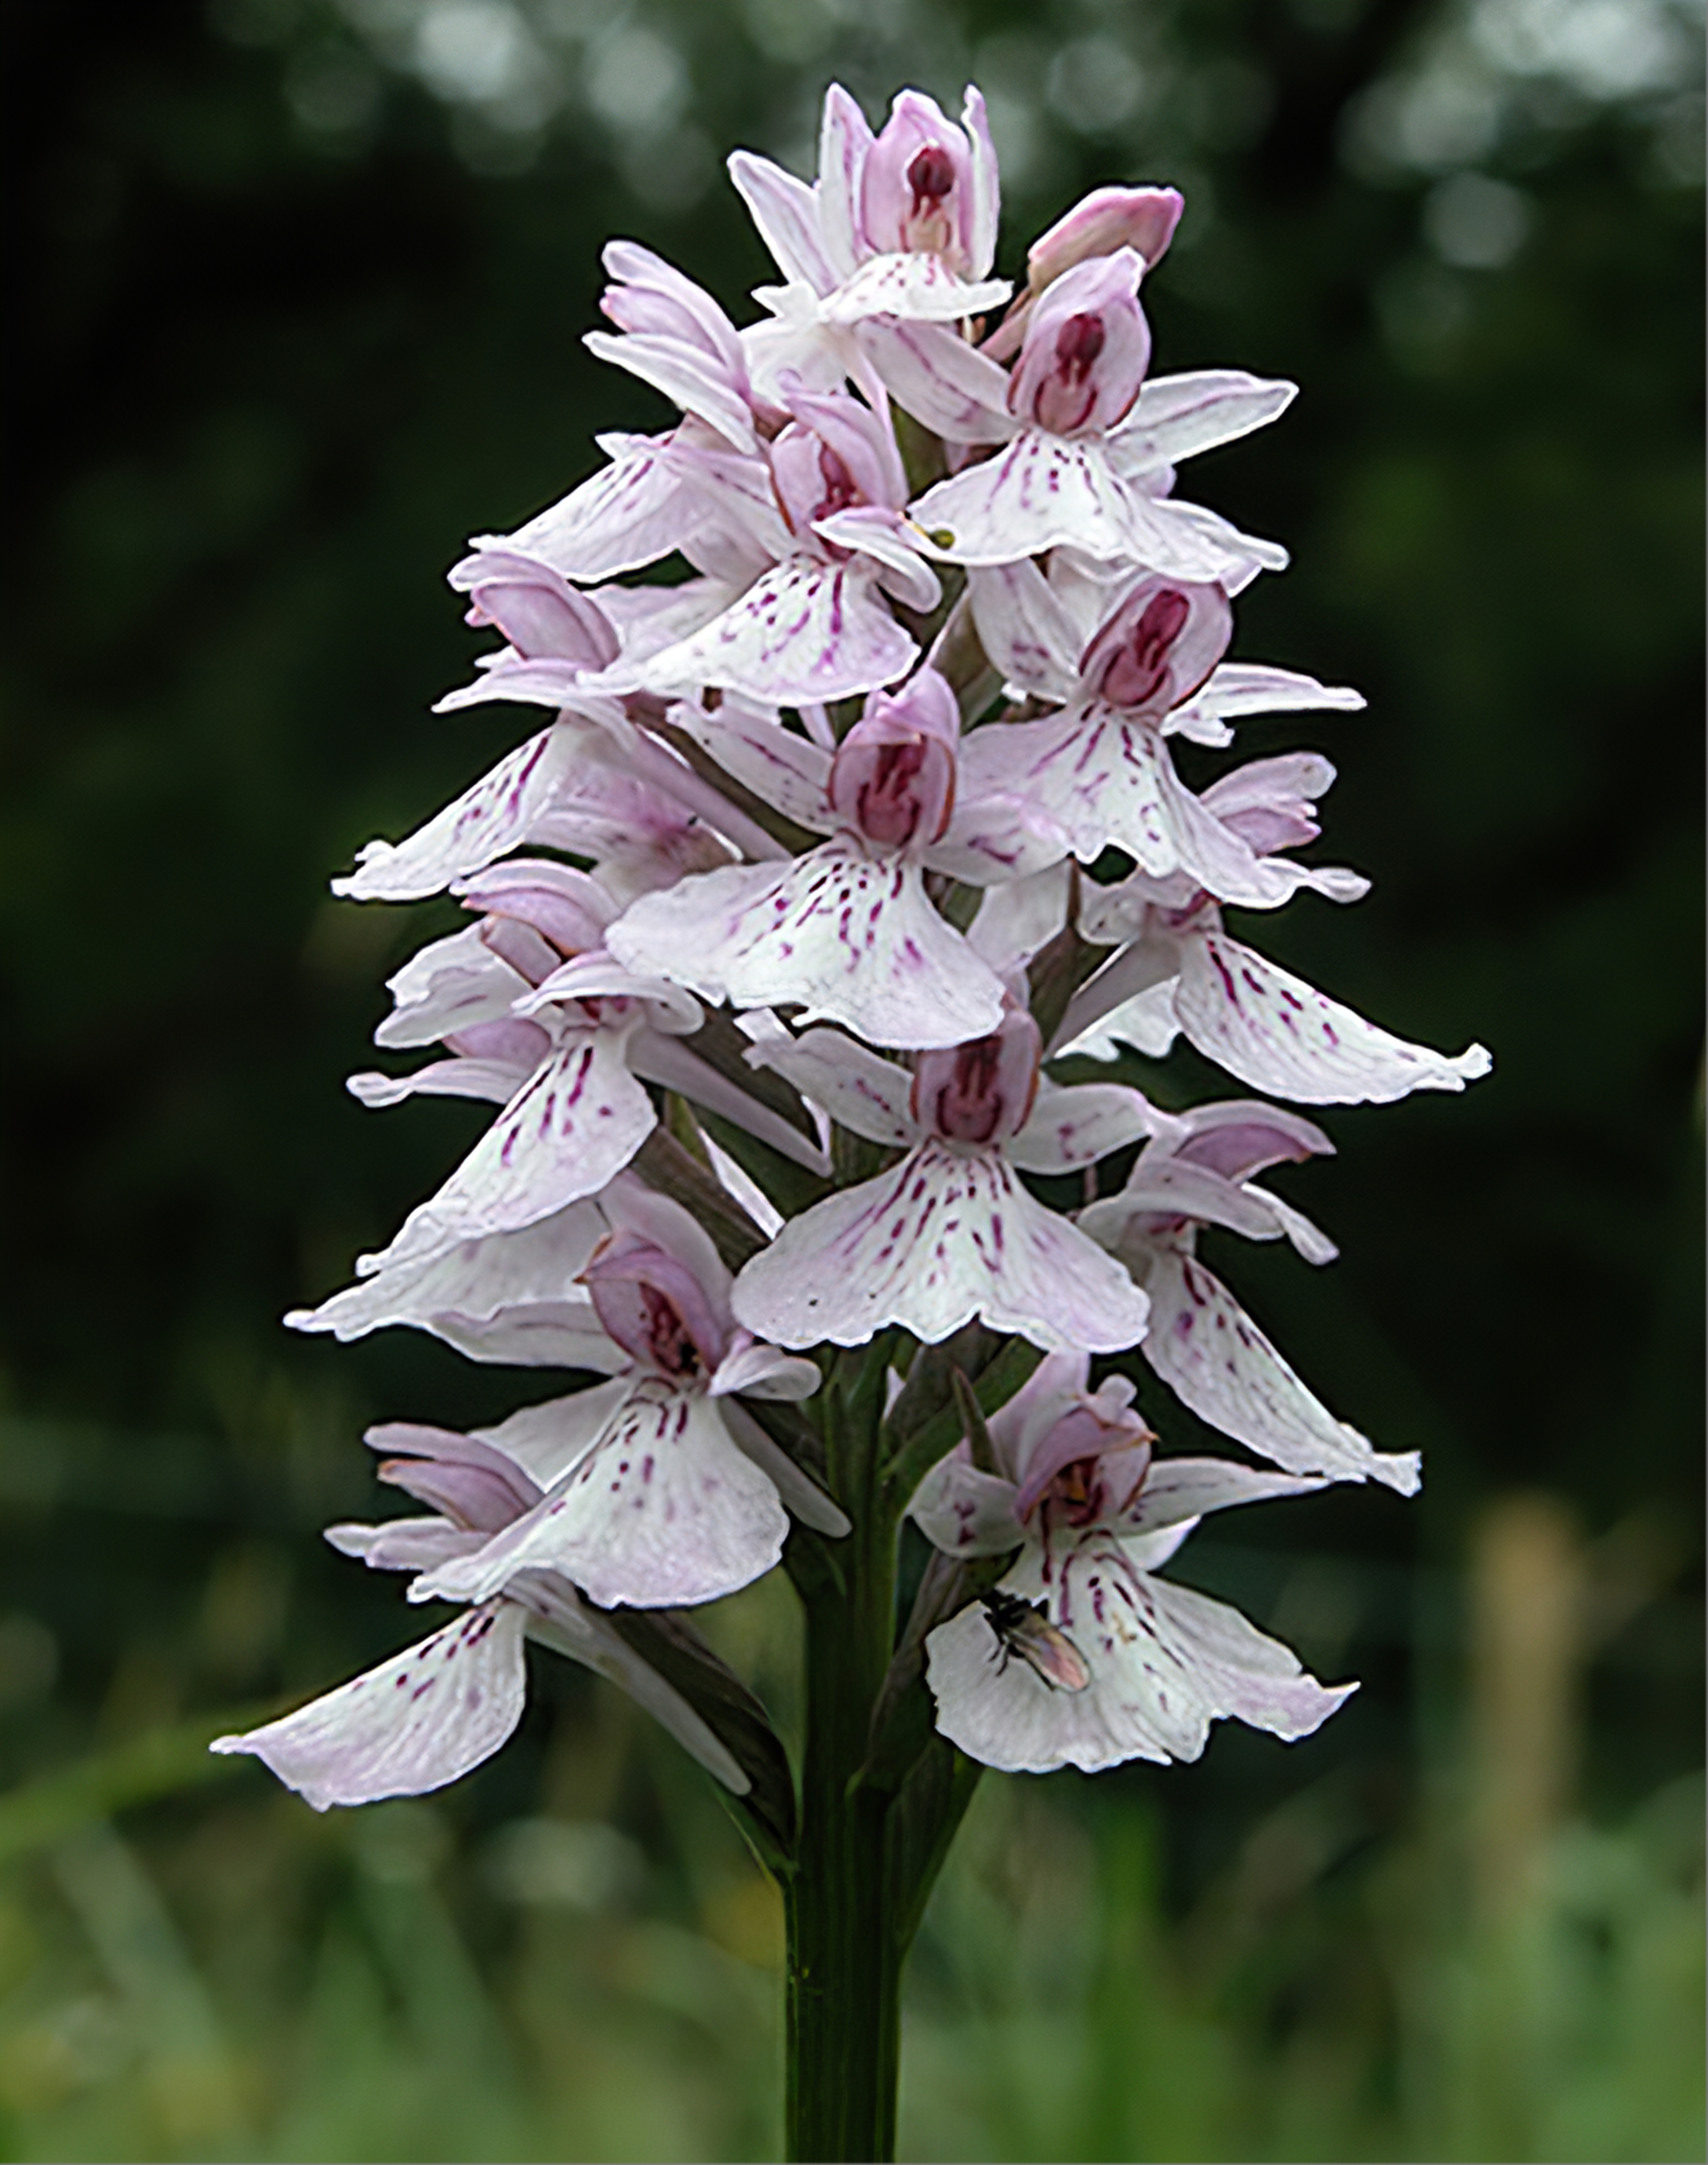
left=0, top=1751, right=1696, bottom=2160
left=0, top=1448, right=1697, bottom=2164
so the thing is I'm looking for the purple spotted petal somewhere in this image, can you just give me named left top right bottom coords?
left=620, top=559, right=918, bottom=704
left=334, top=726, right=585, bottom=904
left=731, top=1141, right=1151, bottom=1354
left=608, top=844, right=1006, bottom=1051
left=486, top=432, right=706, bottom=583
left=366, top=1031, right=657, bottom=1273
left=210, top=1602, right=528, bottom=1810
left=286, top=1207, right=621, bottom=1370
left=824, top=251, right=1010, bottom=326
left=924, top=1535, right=1352, bottom=1773
left=1176, top=928, right=1492, bottom=1106
left=1138, top=1247, right=1422, bottom=1494
left=416, top=1385, right=788, bottom=1611
left=910, top=435, right=1259, bottom=576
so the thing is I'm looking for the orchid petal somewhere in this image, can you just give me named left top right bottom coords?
left=211, top=1602, right=528, bottom=1810
left=1081, top=1161, right=1302, bottom=1247
left=1007, top=1081, right=1157, bottom=1173
left=709, top=1333, right=821, bottom=1402
left=471, top=1381, right=636, bottom=1486
left=286, top=1211, right=621, bottom=1370
left=1139, top=1248, right=1422, bottom=1494
left=1178, top=661, right=1366, bottom=728
left=908, top=1453, right=1023, bottom=1557
left=815, top=507, right=942, bottom=612
left=965, top=560, right=1081, bottom=702
left=487, top=434, right=704, bottom=583
left=817, top=84, right=873, bottom=279
left=372, top=925, right=532, bottom=1050
left=717, top=1399, right=850, bottom=1538
left=672, top=702, right=834, bottom=828
left=1058, top=979, right=1182, bottom=1062
left=334, top=726, right=582, bottom=904
left=608, top=845, right=1006, bottom=1051
left=857, top=320, right=1016, bottom=443
left=824, top=253, right=1010, bottom=326
left=583, top=330, right=758, bottom=453
left=366, top=1033, right=656, bottom=1271
left=1109, top=370, right=1298, bottom=475
left=912, top=436, right=1259, bottom=576
left=1116, top=1455, right=1328, bottom=1536
left=328, top=1517, right=479, bottom=1575
left=349, top=1055, right=533, bottom=1110
left=742, top=1025, right=916, bottom=1146
left=417, top=1386, right=788, bottom=1611
left=1176, top=928, right=1492, bottom=1105
left=927, top=788, right=1073, bottom=886
left=731, top=1142, right=1151, bottom=1354
left=729, top=149, right=839, bottom=294
left=924, top=1540, right=1351, bottom=1772
left=963, top=85, right=1000, bottom=278
left=623, top=559, right=918, bottom=705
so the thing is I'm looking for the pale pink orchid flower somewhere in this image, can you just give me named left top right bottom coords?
left=910, top=1350, right=1352, bottom=1773
left=211, top=1416, right=752, bottom=1811
left=577, top=385, right=941, bottom=706
left=861, top=251, right=1289, bottom=577
left=731, top=1009, right=1155, bottom=1354
left=961, top=556, right=1367, bottom=906
left=1054, top=759, right=1491, bottom=1106
left=337, top=544, right=795, bottom=898
left=408, top=1186, right=842, bottom=1613
left=606, top=669, right=1061, bottom=1049
left=731, top=84, right=1010, bottom=404
left=1078, top=1102, right=1422, bottom=1494
left=346, top=859, right=826, bottom=1278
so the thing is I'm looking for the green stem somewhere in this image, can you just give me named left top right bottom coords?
left=786, top=1358, right=904, bottom=2163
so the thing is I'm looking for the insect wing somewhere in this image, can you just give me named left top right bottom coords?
left=983, top=1593, right=1091, bottom=1693
left=1012, top=1612, right=1092, bottom=1693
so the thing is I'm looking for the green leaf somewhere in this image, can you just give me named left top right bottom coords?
left=630, top=1128, right=768, bottom=1270
left=886, top=1733, right=984, bottom=1956
left=880, top=1329, right=1042, bottom=1511
left=857, top=1548, right=1014, bottom=1797
left=603, top=1608, right=798, bottom=1879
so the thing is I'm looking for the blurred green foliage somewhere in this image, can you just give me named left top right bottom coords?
left=2, top=0, right=1702, bottom=2156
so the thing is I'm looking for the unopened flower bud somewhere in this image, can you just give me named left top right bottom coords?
left=1007, top=250, right=1151, bottom=437
left=1027, top=185, right=1184, bottom=294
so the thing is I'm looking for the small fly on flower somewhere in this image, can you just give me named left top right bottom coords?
left=979, top=1590, right=1091, bottom=1693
